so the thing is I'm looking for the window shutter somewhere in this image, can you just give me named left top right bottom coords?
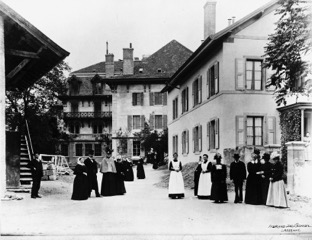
left=149, top=114, right=155, bottom=130
left=207, top=70, right=211, bottom=99
left=199, top=76, right=202, bottom=104
left=186, top=87, right=189, bottom=111
left=162, top=115, right=168, bottom=128
left=140, top=115, right=145, bottom=129
left=235, top=58, right=245, bottom=90
left=149, top=92, right=154, bottom=106
left=186, top=130, right=189, bottom=154
left=140, top=92, right=144, bottom=106
left=127, top=139, right=133, bottom=157
left=192, top=81, right=195, bottom=107
left=236, top=116, right=245, bottom=147
left=215, top=62, right=219, bottom=94
left=207, top=122, right=210, bottom=150
left=267, top=116, right=276, bottom=144
left=128, top=115, right=133, bottom=131
left=192, top=127, right=195, bottom=153
left=199, top=125, right=202, bottom=152
left=163, top=93, right=167, bottom=106
left=132, top=93, right=135, bottom=106
left=215, top=118, right=220, bottom=149
left=181, top=132, right=185, bottom=154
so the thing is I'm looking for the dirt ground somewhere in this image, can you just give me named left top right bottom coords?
left=1, top=164, right=312, bottom=240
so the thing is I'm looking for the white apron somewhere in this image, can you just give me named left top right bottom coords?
left=197, top=161, right=212, bottom=197
left=168, top=160, right=185, bottom=195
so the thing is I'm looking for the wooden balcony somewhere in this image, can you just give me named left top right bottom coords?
left=69, top=133, right=112, bottom=141
left=64, top=111, right=112, bottom=119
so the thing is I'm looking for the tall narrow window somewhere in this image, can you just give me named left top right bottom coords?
left=193, top=125, right=202, bottom=152
left=133, top=115, right=141, bottom=129
left=172, top=97, right=178, bottom=120
left=192, top=76, right=202, bottom=107
left=181, top=87, right=189, bottom=113
left=75, top=144, right=83, bottom=156
left=182, top=130, right=189, bottom=154
left=246, top=116, right=263, bottom=146
left=208, top=62, right=219, bottom=98
left=173, top=135, right=178, bottom=154
left=94, top=144, right=102, bottom=156
left=154, top=92, right=163, bottom=105
left=155, top=115, right=163, bottom=129
left=60, top=144, right=68, bottom=156
left=133, top=141, right=140, bottom=156
left=85, top=144, right=93, bottom=156
left=132, top=92, right=144, bottom=106
left=246, top=60, right=262, bottom=90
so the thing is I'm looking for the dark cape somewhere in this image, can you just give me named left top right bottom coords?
left=245, top=161, right=262, bottom=205
left=123, top=160, right=134, bottom=181
left=115, top=161, right=126, bottom=195
left=71, top=164, right=89, bottom=200
left=259, top=162, right=272, bottom=205
left=137, top=159, right=145, bottom=179
left=194, top=163, right=201, bottom=196
left=84, top=157, right=99, bottom=196
left=210, top=164, right=228, bottom=202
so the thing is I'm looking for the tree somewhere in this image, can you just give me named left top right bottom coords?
left=263, top=0, right=311, bottom=106
left=5, top=61, right=71, bottom=154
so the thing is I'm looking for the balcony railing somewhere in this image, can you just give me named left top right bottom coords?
left=69, top=133, right=112, bottom=141
left=64, top=111, right=112, bottom=118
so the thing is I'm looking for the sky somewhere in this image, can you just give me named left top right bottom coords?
left=3, top=0, right=273, bottom=72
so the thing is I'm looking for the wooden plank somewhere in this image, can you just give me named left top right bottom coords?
left=6, top=58, right=30, bottom=79
left=6, top=49, right=39, bottom=59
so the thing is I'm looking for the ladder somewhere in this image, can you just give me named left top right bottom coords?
left=19, top=135, right=32, bottom=186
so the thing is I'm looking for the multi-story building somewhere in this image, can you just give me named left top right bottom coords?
left=162, top=0, right=284, bottom=164
left=59, top=40, right=192, bottom=166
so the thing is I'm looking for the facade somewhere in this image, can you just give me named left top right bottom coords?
left=163, top=1, right=283, bottom=165
left=59, top=40, right=192, bottom=166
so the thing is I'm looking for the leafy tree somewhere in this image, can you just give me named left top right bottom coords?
left=5, top=61, right=71, bottom=153
left=263, top=0, right=311, bottom=106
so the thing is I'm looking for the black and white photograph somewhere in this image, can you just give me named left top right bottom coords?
left=1, top=0, right=312, bottom=239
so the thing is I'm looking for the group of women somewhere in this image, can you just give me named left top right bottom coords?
left=167, top=150, right=289, bottom=208
left=71, top=150, right=146, bottom=200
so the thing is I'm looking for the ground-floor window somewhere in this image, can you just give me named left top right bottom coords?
left=94, top=144, right=102, bottom=156
left=193, top=125, right=202, bottom=153
left=207, top=118, right=219, bottom=150
left=182, top=130, right=189, bottom=154
left=75, top=144, right=83, bottom=156
left=60, top=144, right=68, bottom=156
left=133, top=141, right=140, bottom=156
left=85, top=144, right=93, bottom=156
left=173, top=135, right=178, bottom=154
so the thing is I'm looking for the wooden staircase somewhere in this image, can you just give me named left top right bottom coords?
left=20, top=135, right=32, bottom=186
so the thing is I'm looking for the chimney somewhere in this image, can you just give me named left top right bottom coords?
left=105, top=42, right=114, bottom=78
left=232, top=16, right=236, bottom=24
left=123, top=43, right=134, bottom=75
left=204, top=1, right=216, bottom=39
left=228, top=18, right=232, bottom=26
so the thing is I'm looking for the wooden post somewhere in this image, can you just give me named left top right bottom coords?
left=0, top=15, right=6, bottom=198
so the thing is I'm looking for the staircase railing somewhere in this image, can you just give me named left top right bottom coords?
left=25, top=119, right=34, bottom=160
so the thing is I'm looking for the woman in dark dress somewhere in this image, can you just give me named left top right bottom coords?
left=210, top=153, right=228, bottom=203
left=245, top=149, right=262, bottom=205
left=115, top=157, right=126, bottom=195
left=258, top=152, right=272, bottom=205
left=123, top=158, right=134, bottom=181
left=71, top=157, right=89, bottom=200
left=137, top=158, right=146, bottom=179
left=100, top=150, right=118, bottom=196
left=194, top=156, right=202, bottom=196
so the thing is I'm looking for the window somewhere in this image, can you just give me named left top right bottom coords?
left=75, top=144, right=83, bottom=156
left=182, top=130, right=189, bottom=154
left=155, top=115, right=163, bottom=129
left=85, top=144, right=93, bottom=156
left=207, top=62, right=219, bottom=98
left=93, top=82, right=103, bottom=94
left=128, top=115, right=144, bottom=131
left=133, top=141, right=140, bottom=156
left=247, top=116, right=263, bottom=146
left=94, top=144, right=102, bottom=156
left=207, top=119, right=219, bottom=150
left=181, top=87, right=189, bottom=113
left=192, top=76, right=202, bottom=107
left=173, top=135, right=178, bottom=154
left=69, top=79, right=81, bottom=95
left=71, top=102, right=78, bottom=113
left=60, top=144, right=68, bottom=156
left=236, top=58, right=264, bottom=90
left=154, top=93, right=163, bottom=105
left=132, top=93, right=144, bottom=106
left=69, top=123, right=80, bottom=134
left=93, top=123, right=103, bottom=134
left=193, top=125, right=202, bottom=152
left=149, top=114, right=167, bottom=130
left=150, top=92, right=167, bottom=106
left=94, top=101, right=101, bottom=113
left=133, top=115, right=141, bottom=129
left=172, top=97, right=178, bottom=120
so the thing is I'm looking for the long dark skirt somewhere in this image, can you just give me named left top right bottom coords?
left=210, top=182, right=228, bottom=202
left=71, top=175, right=89, bottom=200
left=115, top=173, right=126, bottom=195
left=101, top=173, right=118, bottom=196
left=260, top=178, right=270, bottom=205
left=124, top=166, right=134, bottom=181
left=245, top=174, right=262, bottom=205
left=137, top=163, right=145, bottom=179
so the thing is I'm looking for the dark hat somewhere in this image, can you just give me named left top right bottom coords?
left=262, top=152, right=271, bottom=160
left=88, top=149, right=94, bottom=155
left=253, top=148, right=260, bottom=155
left=106, top=149, right=112, bottom=155
left=214, top=153, right=222, bottom=160
left=233, top=153, right=240, bottom=159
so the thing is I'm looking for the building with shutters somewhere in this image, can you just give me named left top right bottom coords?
left=162, top=0, right=283, bottom=165
left=59, top=40, right=192, bottom=166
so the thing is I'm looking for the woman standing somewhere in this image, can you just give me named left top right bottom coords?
left=137, top=158, right=146, bottom=179
left=245, top=149, right=262, bottom=205
left=210, top=153, right=228, bottom=203
left=100, top=149, right=118, bottom=196
left=197, top=154, right=212, bottom=199
left=258, top=152, right=272, bottom=205
left=115, top=157, right=126, bottom=195
left=168, top=153, right=185, bottom=199
left=71, top=157, right=89, bottom=200
left=194, top=156, right=202, bottom=196
left=123, top=158, right=134, bottom=182
left=266, top=152, right=289, bottom=208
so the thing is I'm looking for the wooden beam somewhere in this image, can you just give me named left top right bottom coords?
left=5, top=49, right=39, bottom=59
left=6, top=58, right=30, bottom=79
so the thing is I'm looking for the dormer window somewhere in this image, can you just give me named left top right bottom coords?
left=91, top=75, right=103, bottom=94
left=68, top=75, right=82, bottom=96
left=157, top=68, right=162, bottom=73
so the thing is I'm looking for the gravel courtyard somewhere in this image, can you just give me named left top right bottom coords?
left=1, top=164, right=312, bottom=239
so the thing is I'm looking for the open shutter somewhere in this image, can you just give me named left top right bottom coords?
left=236, top=116, right=245, bottom=147
left=132, top=93, right=135, bottom=106
left=162, top=115, right=167, bottom=129
left=162, top=93, right=167, bottom=106
left=199, top=76, right=202, bottom=104
left=215, top=62, right=219, bottom=94
left=128, top=115, right=133, bottom=131
left=186, top=130, right=189, bottom=154
left=199, top=125, right=202, bottom=152
left=192, top=127, right=195, bottom=153
left=149, top=92, right=154, bottom=106
left=192, top=81, right=195, bottom=107
left=207, top=70, right=211, bottom=99
left=140, top=115, right=145, bottom=129
left=149, top=114, right=155, bottom=130
left=207, top=122, right=210, bottom=150
left=235, top=58, right=245, bottom=90
left=140, top=92, right=144, bottom=106
left=181, top=132, right=185, bottom=154
left=215, top=118, right=219, bottom=149
left=267, top=116, right=276, bottom=144
left=186, top=87, right=189, bottom=111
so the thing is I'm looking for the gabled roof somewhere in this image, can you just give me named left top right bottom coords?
left=1, top=1, right=69, bottom=91
left=162, top=0, right=279, bottom=93
left=71, top=40, right=193, bottom=80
